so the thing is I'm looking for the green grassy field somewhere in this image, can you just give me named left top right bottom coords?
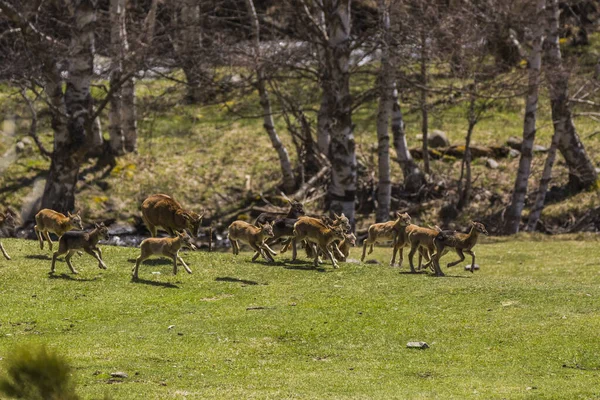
left=0, top=238, right=599, bottom=399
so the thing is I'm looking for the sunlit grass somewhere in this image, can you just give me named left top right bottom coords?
left=0, top=238, right=600, bottom=399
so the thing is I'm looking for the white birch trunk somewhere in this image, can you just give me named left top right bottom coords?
left=375, top=0, right=392, bottom=222
left=315, top=0, right=331, bottom=156
left=42, top=0, right=96, bottom=212
left=503, top=0, right=545, bottom=234
left=545, top=0, right=597, bottom=191
left=323, top=0, right=356, bottom=227
left=108, top=0, right=126, bottom=155
left=244, top=0, right=296, bottom=193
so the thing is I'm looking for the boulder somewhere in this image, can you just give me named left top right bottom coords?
left=486, top=159, right=499, bottom=169
left=429, top=130, right=450, bottom=148
left=507, top=136, right=522, bottom=150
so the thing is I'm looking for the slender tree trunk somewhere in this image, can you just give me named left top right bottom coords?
left=545, top=0, right=597, bottom=191
left=420, top=27, right=430, bottom=175
left=503, top=0, right=545, bottom=234
left=392, top=89, right=425, bottom=191
left=122, top=0, right=157, bottom=153
left=457, top=93, right=476, bottom=211
left=177, top=0, right=212, bottom=104
left=375, top=0, right=392, bottom=223
left=526, top=130, right=560, bottom=231
left=323, top=0, right=356, bottom=227
left=315, top=0, right=331, bottom=156
left=109, top=0, right=126, bottom=155
left=42, top=0, right=96, bottom=212
left=245, top=0, right=296, bottom=193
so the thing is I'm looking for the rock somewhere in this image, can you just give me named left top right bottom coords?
left=486, top=159, right=499, bottom=169
left=168, top=325, right=175, bottom=330
left=15, top=141, right=26, bottom=153
left=110, top=372, right=128, bottom=379
left=407, top=341, right=429, bottom=349
left=429, top=130, right=450, bottom=148
left=465, top=264, right=480, bottom=271
left=345, top=258, right=361, bottom=264
left=506, top=136, right=522, bottom=150
left=508, top=148, right=520, bottom=158
left=365, top=259, right=382, bottom=265
left=533, top=144, right=548, bottom=153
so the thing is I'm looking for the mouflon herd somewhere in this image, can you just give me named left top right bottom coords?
left=0, top=195, right=488, bottom=278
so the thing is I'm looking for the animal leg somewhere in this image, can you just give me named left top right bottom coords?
left=465, top=250, right=476, bottom=273
left=44, top=231, right=53, bottom=251
left=447, top=249, right=465, bottom=268
left=93, top=246, right=103, bottom=260
left=321, top=244, right=339, bottom=269
left=166, top=252, right=178, bottom=275
left=291, top=238, right=297, bottom=261
left=331, top=243, right=345, bottom=261
left=0, top=241, right=10, bottom=260
left=280, top=238, right=292, bottom=254
left=166, top=227, right=176, bottom=237
left=361, top=239, right=368, bottom=262
left=35, top=226, right=44, bottom=250
left=250, top=242, right=272, bottom=262
left=50, top=248, right=67, bottom=273
left=84, top=248, right=107, bottom=270
left=177, top=252, right=193, bottom=274
left=262, top=242, right=277, bottom=256
left=65, top=250, right=78, bottom=274
left=408, top=244, right=418, bottom=273
left=312, top=244, right=320, bottom=268
left=132, top=254, right=148, bottom=279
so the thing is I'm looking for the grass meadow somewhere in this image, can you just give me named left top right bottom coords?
left=0, top=237, right=599, bottom=399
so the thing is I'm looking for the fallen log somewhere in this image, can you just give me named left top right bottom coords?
left=410, top=145, right=511, bottom=160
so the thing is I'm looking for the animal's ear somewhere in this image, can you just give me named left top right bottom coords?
left=94, top=223, right=100, bottom=228
left=76, top=210, right=81, bottom=215
left=334, top=213, right=340, bottom=219
left=68, top=211, right=73, bottom=217
left=257, top=222, right=264, bottom=228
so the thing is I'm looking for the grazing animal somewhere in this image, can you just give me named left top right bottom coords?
left=141, top=194, right=204, bottom=237
left=228, top=221, right=276, bottom=262
left=335, top=232, right=356, bottom=262
left=133, top=231, right=197, bottom=279
left=406, top=225, right=445, bottom=276
left=293, top=218, right=346, bottom=268
left=433, top=221, right=489, bottom=273
left=361, top=212, right=412, bottom=265
left=255, top=199, right=305, bottom=225
left=0, top=211, right=16, bottom=260
left=35, top=209, right=83, bottom=251
left=51, top=223, right=109, bottom=274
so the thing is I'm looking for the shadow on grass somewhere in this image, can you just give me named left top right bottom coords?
left=283, top=262, right=328, bottom=272
left=127, top=258, right=173, bottom=266
left=48, top=273, right=100, bottom=282
left=25, top=254, right=52, bottom=260
left=130, top=277, right=179, bottom=288
left=426, top=273, right=472, bottom=279
left=216, top=277, right=263, bottom=285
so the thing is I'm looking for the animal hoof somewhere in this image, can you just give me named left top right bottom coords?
left=72, top=270, right=79, bottom=274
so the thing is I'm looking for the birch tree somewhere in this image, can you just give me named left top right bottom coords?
left=544, top=0, right=597, bottom=192
left=322, top=0, right=357, bottom=226
left=108, top=0, right=127, bottom=155
left=375, top=0, right=392, bottom=222
left=244, top=0, right=296, bottom=194
left=503, top=0, right=546, bottom=234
